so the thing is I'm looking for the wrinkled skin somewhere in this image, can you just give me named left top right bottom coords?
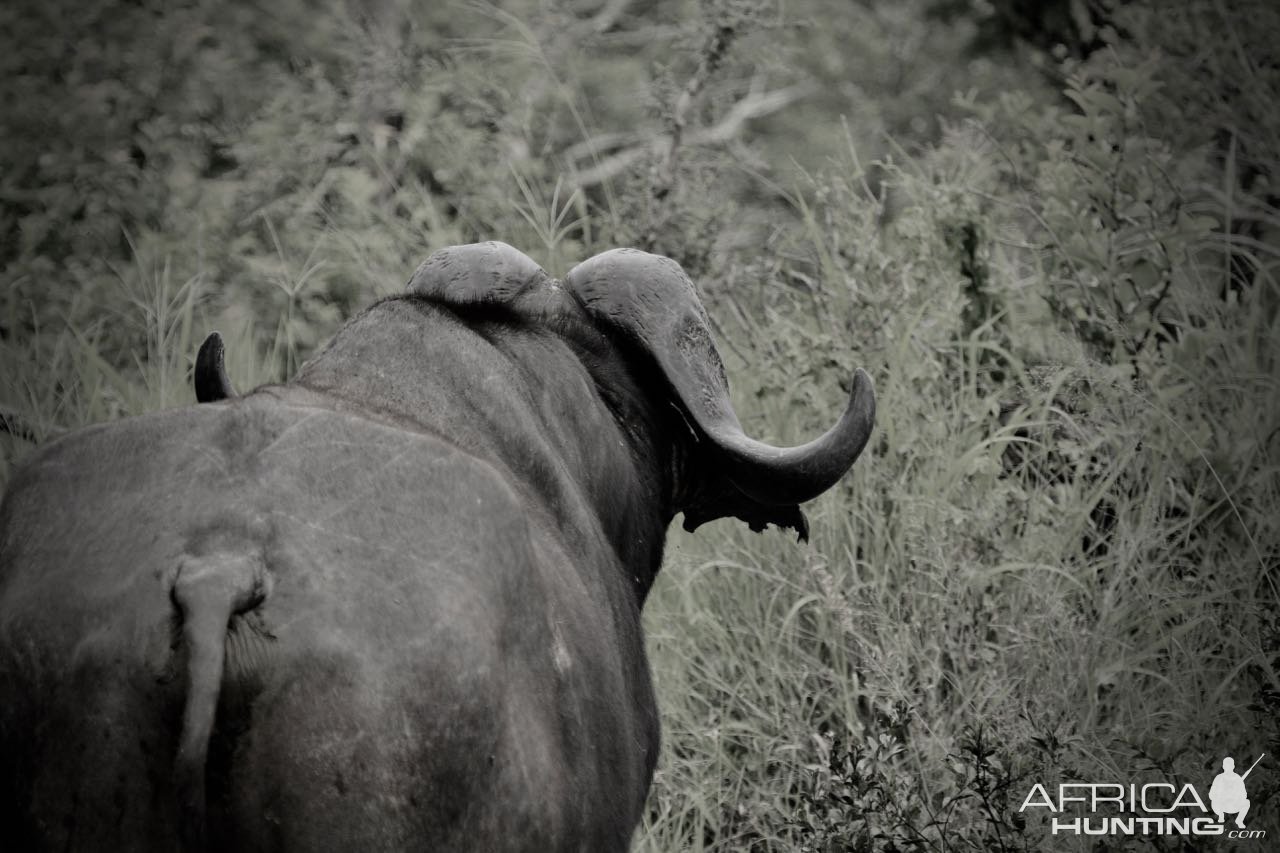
left=0, top=244, right=873, bottom=851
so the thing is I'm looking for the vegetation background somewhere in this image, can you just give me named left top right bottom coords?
left=2, top=0, right=1278, bottom=849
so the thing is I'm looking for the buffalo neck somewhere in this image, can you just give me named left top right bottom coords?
left=290, top=297, right=672, bottom=600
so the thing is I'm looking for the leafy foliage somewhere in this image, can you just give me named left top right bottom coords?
left=2, top=1, right=1278, bottom=850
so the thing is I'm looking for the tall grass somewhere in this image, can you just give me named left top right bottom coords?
left=634, top=67, right=1280, bottom=847
left=1, top=2, right=1277, bottom=851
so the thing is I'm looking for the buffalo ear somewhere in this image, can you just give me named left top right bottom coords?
left=195, top=332, right=237, bottom=402
left=564, top=248, right=874, bottom=539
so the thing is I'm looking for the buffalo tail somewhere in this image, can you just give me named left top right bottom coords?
left=170, top=551, right=268, bottom=851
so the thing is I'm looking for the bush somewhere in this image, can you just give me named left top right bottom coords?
left=2, top=1, right=1276, bottom=850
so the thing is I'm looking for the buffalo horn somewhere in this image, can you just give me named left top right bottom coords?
left=565, top=249, right=875, bottom=506
left=194, top=332, right=237, bottom=402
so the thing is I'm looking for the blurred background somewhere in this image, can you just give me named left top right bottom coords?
left=2, top=0, right=1278, bottom=849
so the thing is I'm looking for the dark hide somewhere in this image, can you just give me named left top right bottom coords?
left=0, top=242, right=872, bottom=851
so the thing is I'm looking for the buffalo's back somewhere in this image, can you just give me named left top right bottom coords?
left=0, top=392, right=652, bottom=851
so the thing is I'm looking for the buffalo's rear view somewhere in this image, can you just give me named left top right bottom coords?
left=0, top=243, right=874, bottom=851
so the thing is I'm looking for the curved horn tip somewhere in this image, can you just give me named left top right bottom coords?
left=827, top=365, right=876, bottom=478
left=718, top=365, right=875, bottom=507
left=848, top=367, right=876, bottom=422
left=847, top=368, right=876, bottom=455
left=200, top=330, right=223, bottom=353
left=195, top=331, right=237, bottom=403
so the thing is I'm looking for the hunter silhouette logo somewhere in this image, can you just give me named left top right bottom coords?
left=1210, top=754, right=1263, bottom=829
left=1019, top=752, right=1268, bottom=839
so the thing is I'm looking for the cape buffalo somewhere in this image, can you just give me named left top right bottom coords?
left=0, top=242, right=874, bottom=851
